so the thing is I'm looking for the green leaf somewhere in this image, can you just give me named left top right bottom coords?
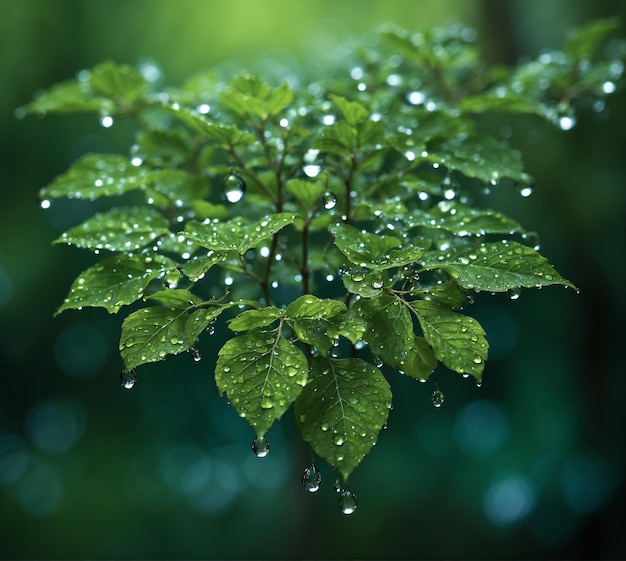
left=136, top=129, right=191, bottom=167
left=185, top=305, right=227, bottom=343
left=421, top=240, right=577, bottom=292
left=412, top=300, right=488, bottom=379
left=220, top=76, right=293, bottom=119
left=183, top=213, right=295, bottom=254
left=458, top=92, right=547, bottom=116
left=313, top=120, right=357, bottom=155
left=286, top=295, right=346, bottom=320
left=564, top=17, right=621, bottom=60
left=285, top=179, right=325, bottom=212
left=146, top=169, right=209, bottom=204
left=181, top=250, right=228, bottom=282
left=17, top=80, right=114, bottom=117
left=228, top=307, right=284, bottom=332
left=341, top=268, right=385, bottom=298
left=41, top=154, right=149, bottom=201
left=167, top=105, right=257, bottom=147
left=331, top=223, right=428, bottom=271
left=57, top=254, right=177, bottom=314
left=409, top=201, right=525, bottom=236
left=431, top=134, right=525, bottom=183
left=215, top=329, right=308, bottom=438
left=353, top=294, right=414, bottom=367
left=330, top=95, right=369, bottom=125
left=120, top=306, right=190, bottom=370
left=401, top=336, right=438, bottom=381
left=325, top=309, right=368, bottom=345
left=54, top=207, right=169, bottom=252
left=144, top=289, right=201, bottom=307
left=294, top=357, right=392, bottom=481
left=88, top=60, right=148, bottom=103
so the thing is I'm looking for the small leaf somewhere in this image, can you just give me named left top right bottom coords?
left=88, top=60, right=148, bottom=103
left=331, top=223, right=428, bottom=270
left=286, top=295, right=346, bottom=320
left=421, top=240, right=577, bottom=292
left=146, top=169, right=209, bottom=205
left=17, top=80, right=114, bottom=116
left=54, top=207, right=169, bottom=252
left=285, top=179, right=325, bottom=212
left=564, top=17, right=621, bottom=60
left=326, top=309, right=368, bottom=345
left=401, top=337, right=438, bottom=381
left=145, top=289, right=200, bottom=307
left=181, top=250, right=228, bottom=282
left=341, top=268, right=385, bottom=298
left=330, top=94, right=369, bottom=125
left=294, top=357, right=392, bottom=481
left=41, top=154, right=149, bottom=201
left=120, top=306, right=190, bottom=370
left=183, top=213, right=295, bottom=254
left=353, top=294, right=414, bottom=367
left=413, top=300, right=488, bottom=379
left=215, top=329, right=308, bottom=438
left=228, top=307, right=284, bottom=332
left=185, top=305, right=227, bottom=342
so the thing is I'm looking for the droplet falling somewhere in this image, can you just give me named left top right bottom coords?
left=189, top=347, right=202, bottom=362
left=322, top=192, right=337, bottom=210
left=252, top=436, right=270, bottom=458
left=120, top=369, right=136, bottom=389
left=508, top=287, right=521, bottom=300
left=302, top=463, right=322, bottom=493
left=224, top=173, right=246, bottom=203
left=338, top=488, right=358, bottom=515
left=431, top=387, right=445, bottom=408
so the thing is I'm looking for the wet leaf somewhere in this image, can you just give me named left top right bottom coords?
left=401, top=336, right=438, bottom=381
left=286, top=295, right=346, bottom=320
left=17, top=80, right=114, bottom=116
left=144, top=289, right=201, bottom=307
left=180, top=251, right=228, bottom=282
left=88, top=60, right=148, bottom=102
left=228, top=307, right=284, bottom=332
left=215, top=329, right=308, bottom=438
left=294, top=357, right=392, bottom=481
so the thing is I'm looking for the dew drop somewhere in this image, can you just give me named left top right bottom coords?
left=322, top=192, right=337, bottom=210
left=100, top=115, right=114, bottom=128
left=40, top=199, right=51, bottom=210
left=260, top=396, right=274, bottom=409
left=338, top=488, right=358, bottom=515
left=302, top=463, right=322, bottom=493
left=252, top=436, right=270, bottom=457
left=431, top=387, right=445, bottom=408
left=120, top=369, right=136, bottom=389
left=508, top=287, right=522, bottom=300
left=189, top=347, right=202, bottom=362
left=207, top=324, right=216, bottom=335
left=224, top=173, right=246, bottom=203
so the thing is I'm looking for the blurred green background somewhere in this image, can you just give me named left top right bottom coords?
left=1, top=0, right=625, bottom=558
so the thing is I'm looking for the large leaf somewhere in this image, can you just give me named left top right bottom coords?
left=54, top=207, right=170, bottom=252
left=57, top=254, right=177, bottom=314
left=183, top=213, right=295, bottom=254
left=120, top=306, right=191, bottom=370
left=400, top=336, right=438, bottom=382
left=412, top=300, right=488, bottom=379
left=294, top=357, right=392, bottom=481
left=331, top=223, right=428, bottom=270
left=420, top=240, right=577, bottom=292
left=215, top=329, right=308, bottom=438
left=41, top=154, right=149, bottom=201
left=353, top=294, right=414, bottom=367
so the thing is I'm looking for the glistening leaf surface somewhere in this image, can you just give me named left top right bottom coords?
left=57, top=254, right=177, bottom=314
left=215, top=329, right=308, bottom=437
left=413, top=300, right=488, bottom=379
left=54, top=207, right=169, bottom=252
left=120, top=307, right=190, bottom=370
left=421, top=240, right=577, bottom=291
left=294, top=357, right=392, bottom=481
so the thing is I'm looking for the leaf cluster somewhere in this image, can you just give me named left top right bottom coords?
left=22, top=20, right=622, bottom=490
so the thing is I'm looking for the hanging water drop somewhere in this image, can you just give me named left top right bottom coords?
left=371, top=278, right=384, bottom=289
left=120, top=369, right=136, bottom=389
left=508, top=287, right=522, bottom=300
left=224, top=173, right=246, bottom=203
left=338, top=488, right=358, bottom=515
left=100, top=114, right=114, bottom=128
left=252, top=436, right=270, bottom=457
left=189, top=347, right=202, bottom=362
left=207, top=323, right=216, bottom=335
left=431, top=387, right=444, bottom=408
left=302, top=463, right=322, bottom=493
left=322, top=192, right=337, bottom=210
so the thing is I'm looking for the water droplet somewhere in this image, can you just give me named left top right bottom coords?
left=338, top=488, right=358, bottom=515
left=40, top=199, right=51, bottom=209
left=508, top=287, right=521, bottom=300
left=224, top=173, right=246, bottom=203
left=432, top=387, right=444, bottom=408
left=322, top=192, right=337, bottom=210
left=260, top=397, right=274, bottom=409
left=558, top=114, right=576, bottom=131
left=252, top=436, right=270, bottom=457
left=406, top=91, right=426, bottom=105
left=519, top=185, right=533, bottom=198
left=207, top=324, right=216, bottom=335
left=371, top=279, right=384, bottom=289
left=475, top=378, right=483, bottom=388
left=189, top=347, right=202, bottom=362
left=302, top=463, right=322, bottom=493
left=120, top=369, right=136, bottom=389
left=333, top=434, right=344, bottom=446
left=100, top=115, right=114, bottom=128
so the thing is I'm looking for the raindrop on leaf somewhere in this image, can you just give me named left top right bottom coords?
left=302, top=463, right=322, bottom=493
left=252, top=436, right=270, bottom=457
left=120, top=369, right=136, bottom=390
left=224, top=173, right=246, bottom=203
left=189, top=347, right=202, bottom=362
left=322, top=192, right=337, bottom=210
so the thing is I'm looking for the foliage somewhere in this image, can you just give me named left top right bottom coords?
left=21, top=19, right=623, bottom=512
